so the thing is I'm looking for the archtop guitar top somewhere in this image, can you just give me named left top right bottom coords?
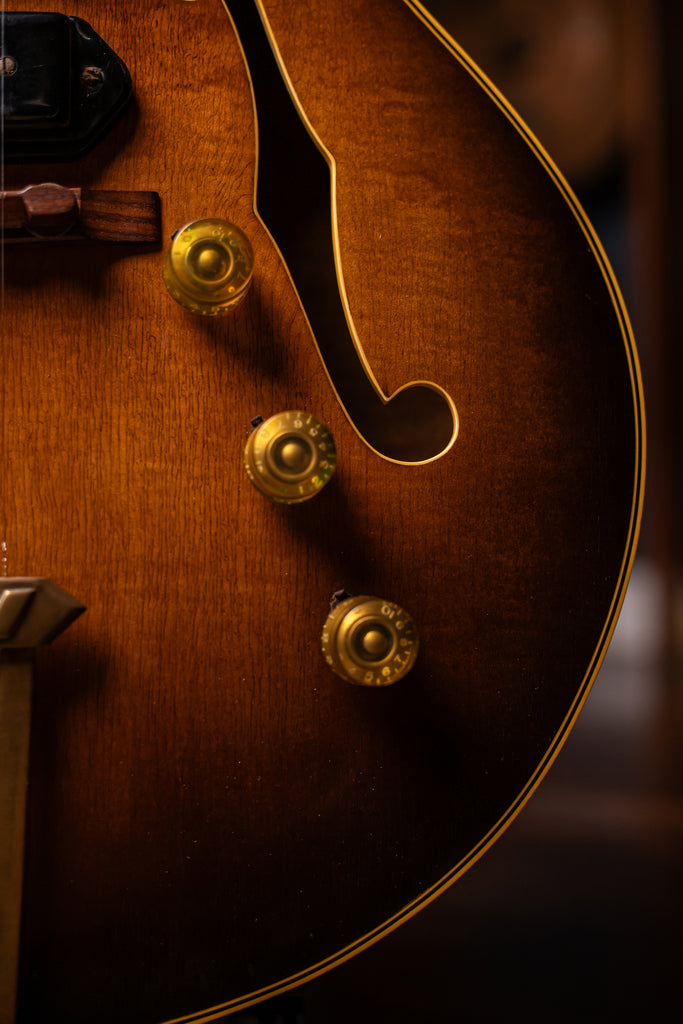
left=0, top=2, right=644, bottom=1022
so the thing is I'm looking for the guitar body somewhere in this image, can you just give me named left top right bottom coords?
left=1, top=1, right=643, bottom=1022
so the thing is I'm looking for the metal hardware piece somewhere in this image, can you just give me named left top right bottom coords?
left=163, top=218, right=254, bottom=314
left=0, top=587, right=36, bottom=641
left=0, top=11, right=132, bottom=162
left=0, top=579, right=85, bottom=1023
left=321, top=594, right=418, bottom=686
left=245, top=411, right=337, bottom=503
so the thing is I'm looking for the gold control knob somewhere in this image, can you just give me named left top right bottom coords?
left=245, top=410, right=337, bottom=503
left=163, top=218, right=254, bottom=315
left=321, top=594, right=418, bottom=686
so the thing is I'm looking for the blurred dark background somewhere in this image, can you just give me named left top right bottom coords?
left=244, top=2, right=683, bottom=1019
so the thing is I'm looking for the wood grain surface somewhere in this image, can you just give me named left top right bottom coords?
left=2, top=184, right=160, bottom=241
left=1, top=1, right=643, bottom=1021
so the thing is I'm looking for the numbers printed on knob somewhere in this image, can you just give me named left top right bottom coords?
left=321, top=595, right=419, bottom=686
left=244, top=410, right=337, bottom=504
left=162, top=218, right=254, bottom=315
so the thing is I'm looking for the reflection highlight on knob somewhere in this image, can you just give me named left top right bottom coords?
left=244, top=410, right=337, bottom=503
left=163, top=217, right=254, bottom=315
left=321, top=593, right=418, bottom=686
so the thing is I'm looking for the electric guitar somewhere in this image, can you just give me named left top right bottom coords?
left=0, top=1, right=644, bottom=1022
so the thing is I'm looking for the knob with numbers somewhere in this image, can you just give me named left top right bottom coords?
left=163, top=217, right=254, bottom=315
left=321, top=594, right=419, bottom=686
left=244, top=411, right=337, bottom=504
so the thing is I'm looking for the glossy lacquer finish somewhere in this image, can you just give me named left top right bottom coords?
left=0, top=1, right=643, bottom=1021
